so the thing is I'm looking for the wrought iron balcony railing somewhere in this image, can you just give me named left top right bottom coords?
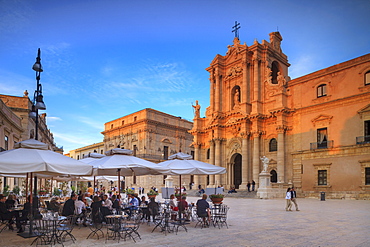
left=356, top=136, right=370, bottom=145
left=310, top=140, right=333, bottom=150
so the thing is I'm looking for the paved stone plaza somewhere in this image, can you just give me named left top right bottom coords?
left=1, top=196, right=369, bottom=247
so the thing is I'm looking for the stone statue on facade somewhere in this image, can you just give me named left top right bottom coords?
left=192, top=100, right=200, bottom=118
left=260, top=156, right=269, bottom=172
left=234, top=89, right=240, bottom=105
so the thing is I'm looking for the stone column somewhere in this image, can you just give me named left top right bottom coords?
left=240, top=137, right=249, bottom=188
left=252, top=132, right=260, bottom=187
left=214, top=138, right=222, bottom=186
left=277, top=126, right=286, bottom=183
left=209, top=140, right=215, bottom=186
left=215, top=70, right=220, bottom=112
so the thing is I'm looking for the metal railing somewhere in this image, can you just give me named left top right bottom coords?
left=356, top=136, right=370, bottom=145
left=310, top=140, right=333, bottom=150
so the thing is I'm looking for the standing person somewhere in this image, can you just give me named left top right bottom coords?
left=62, top=194, right=77, bottom=216
left=247, top=181, right=251, bottom=192
left=252, top=180, right=256, bottom=191
left=285, top=188, right=292, bottom=211
left=291, top=187, right=299, bottom=211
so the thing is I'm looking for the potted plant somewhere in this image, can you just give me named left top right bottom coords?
left=125, top=188, right=134, bottom=195
left=147, top=189, right=159, bottom=198
left=209, top=193, right=224, bottom=204
left=175, top=192, right=187, bottom=200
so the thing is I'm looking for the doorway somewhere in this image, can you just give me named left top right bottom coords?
left=232, top=153, right=242, bottom=189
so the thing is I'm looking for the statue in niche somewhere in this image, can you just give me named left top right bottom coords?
left=192, top=100, right=200, bottom=118
left=234, top=89, right=240, bottom=107
left=277, top=71, right=286, bottom=85
left=260, top=156, right=270, bottom=172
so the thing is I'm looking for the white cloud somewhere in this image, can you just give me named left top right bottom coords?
left=46, top=116, right=62, bottom=122
left=289, top=54, right=318, bottom=79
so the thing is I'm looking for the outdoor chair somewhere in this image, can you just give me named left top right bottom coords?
left=122, top=213, right=141, bottom=242
left=86, top=212, right=104, bottom=240
left=211, top=204, right=229, bottom=229
left=56, top=215, right=77, bottom=243
left=0, top=218, right=10, bottom=234
left=105, top=215, right=126, bottom=243
left=31, top=218, right=53, bottom=246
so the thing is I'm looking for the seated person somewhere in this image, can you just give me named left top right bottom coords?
left=196, top=194, right=211, bottom=223
left=111, top=195, right=121, bottom=213
left=169, top=194, right=178, bottom=220
left=0, top=194, right=20, bottom=231
left=91, top=196, right=103, bottom=223
left=228, top=186, right=237, bottom=193
left=101, top=194, right=112, bottom=216
left=16, top=195, right=32, bottom=233
left=49, top=197, right=61, bottom=212
left=62, top=194, right=77, bottom=216
left=148, top=197, right=159, bottom=222
left=198, top=187, right=205, bottom=195
left=124, top=194, right=139, bottom=216
left=75, top=196, right=87, bottom=226
left=177, top=196, right=189, bottom=220
left=5, top=194, right=16, bottom=209
left=140, top=196, right=150, bottom=221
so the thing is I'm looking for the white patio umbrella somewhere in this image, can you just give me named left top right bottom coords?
left=0, top=139, right=93, bottom=176
left=156, top=152, right=226, bottom=175
left=0, top=139, right=93, bottom=238
left=90, top=148, right=164, bottom=194
left=156, top=152, right=226, bottom=219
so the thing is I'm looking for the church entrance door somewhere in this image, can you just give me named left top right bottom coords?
left=232, top=153, right=242, bottom=189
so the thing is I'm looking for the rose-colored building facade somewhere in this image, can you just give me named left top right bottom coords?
left=190, top=32, right=370, bottom=199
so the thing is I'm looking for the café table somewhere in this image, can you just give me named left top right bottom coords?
left=45, top=215, right=67, bottom=245
left=105, top=214, right=128, bottom=242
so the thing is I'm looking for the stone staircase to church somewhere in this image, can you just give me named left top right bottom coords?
left=184, top=189, right=258, bottom=199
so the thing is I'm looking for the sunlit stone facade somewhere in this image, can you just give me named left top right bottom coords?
left=190, top=32, right=370, bottom=199
left=102, top=108, right=194, bottom=190
left=0, top=92, right=61, bottom=192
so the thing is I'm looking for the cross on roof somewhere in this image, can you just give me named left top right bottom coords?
left=232, top=21, right=241, bottom=38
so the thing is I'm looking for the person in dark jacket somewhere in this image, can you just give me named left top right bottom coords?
left=62, top=194, right=77, bottom=216
left=0, top=194, right=19, bottom=231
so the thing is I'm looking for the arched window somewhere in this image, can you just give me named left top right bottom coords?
left=111, top=124, right=114, bottom=129
left=365, top=70, right=370, bottom=85
left=317, top=84, right=327, bottom=98
left=271, top=61, right=279, bottom=84
left=122, top=120, right=125, bottom=125
left=270, top=170, right=277, bottom=183
left=269, top=138, right=277, bottom=152
left=207, top=149, right=210, bottom=159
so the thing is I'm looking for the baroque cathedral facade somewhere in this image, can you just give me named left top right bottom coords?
left=190, top=32, right=370, bottom=199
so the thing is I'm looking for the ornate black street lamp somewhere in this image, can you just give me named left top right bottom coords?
left=20, top=48, right=45, bottom=238
left=29, top=48, right=46, bottom=140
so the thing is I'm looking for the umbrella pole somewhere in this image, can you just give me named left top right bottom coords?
left=117, top=169, right=121, bottom=197
left=18, top=173, right=37, bottom=238
left=25, top=173, right=29, bottom=202
left=179, top=175, right=182, bottom=220
left=93, top=176, right=96, bottom=195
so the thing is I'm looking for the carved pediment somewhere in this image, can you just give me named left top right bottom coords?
left=161, top=138, right=172, bottom=144
left=358, top=104, right=370, bottom=119
left=311, top=114, right=333, bottom=127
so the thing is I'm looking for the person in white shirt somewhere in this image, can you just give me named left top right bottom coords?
left=102, top=194, right=113, bottom=210
left=285, top=188, right=292, bottom=211
left=75, top=195, right=87, bottom=226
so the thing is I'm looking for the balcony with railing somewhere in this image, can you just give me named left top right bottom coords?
left=356, top=136, right=370, bottom=145
left=310, top=140, right=334, bottom=150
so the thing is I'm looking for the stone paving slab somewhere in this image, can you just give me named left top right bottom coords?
left=1, top=197, right=369, bottom=247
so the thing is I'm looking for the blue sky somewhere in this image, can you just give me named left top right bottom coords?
left=0, top=0, right=369, bottom=153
